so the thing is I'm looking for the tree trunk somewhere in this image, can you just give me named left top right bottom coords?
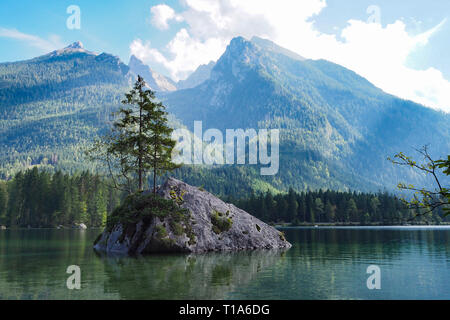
left=153, top=146, right=157, bottom=194
left=138, top=161, right=143, bottom=191
left=153, top=168, right=156, bottom=195
left=138, top=98, right=143, bottom=192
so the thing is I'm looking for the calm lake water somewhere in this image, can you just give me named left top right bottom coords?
left=0, top=226, right=449, bottom=300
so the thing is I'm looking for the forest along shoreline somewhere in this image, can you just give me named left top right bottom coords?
left=0, top=168, right=448, bottom=230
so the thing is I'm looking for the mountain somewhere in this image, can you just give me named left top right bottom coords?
left=0, top=38, right=448, bottom=196
left=128, top=55, right=177, bottom=92
left=128, top=55, right=212, bottom=91
left=42, top=41, right=97, bottom=59
left=161, top=36, right=450, bottom=192
left=177, top=61, right=215, bottom=89
left=0, top=42, right=131, bottom=176
left=250, top=36, right=305, bottom=61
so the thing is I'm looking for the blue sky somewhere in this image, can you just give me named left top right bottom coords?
left=0, top=0, right=449, bottom=112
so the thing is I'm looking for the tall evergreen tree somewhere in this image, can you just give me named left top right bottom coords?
left=314, top=198, right=324, bottom=223
left=0, top=182, right=7, bottom=225
left=325, top=200, right=335, bottom=222
left=287, top=188, right=298, bottom=222
left=89, top=75, right=180, bottom=193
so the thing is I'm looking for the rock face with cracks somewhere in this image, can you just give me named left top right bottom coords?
left=94, top=178, right=291, bottom=254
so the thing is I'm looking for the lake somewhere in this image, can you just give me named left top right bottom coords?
left=0, top=226, right=449, bottom=300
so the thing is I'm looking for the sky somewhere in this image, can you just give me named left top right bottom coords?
left=0, top=0, right=449, bottom=112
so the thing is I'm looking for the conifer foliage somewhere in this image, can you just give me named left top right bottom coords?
left=89, top=76, right=180, bottom=193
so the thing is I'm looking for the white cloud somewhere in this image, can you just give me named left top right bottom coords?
left=131, top=0, right=450, bottom=112
left=320, top=19, right=450, bottom=111
left=150, top=4, right=183, bottom=30
left=0, top=28, right=64, bottom=52
left=131, top=29, right=226, bottom=81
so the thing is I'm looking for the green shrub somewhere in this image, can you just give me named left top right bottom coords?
left=156, top=225, right=168, bottom=239
left=106, top=192, right=188, bottom=231
left=211, top=209, right=233, bottom=234
left=170, top=221, right=184, bottom=236
left=187, top=233, right=196, bottom=246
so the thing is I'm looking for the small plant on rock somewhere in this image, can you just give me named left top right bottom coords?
left=211, top=209, right=233, bottom=234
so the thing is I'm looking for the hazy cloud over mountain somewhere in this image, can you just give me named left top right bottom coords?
left=130, top=0, right=450, bottom=112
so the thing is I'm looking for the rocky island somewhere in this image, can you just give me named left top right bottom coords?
left=94, top=178, right=291, bottom=254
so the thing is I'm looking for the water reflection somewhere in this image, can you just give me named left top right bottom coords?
left=233, top=227, right=450, bottom=300
left=96, top=250, right=287, bottom=299
left=0, top=227, right=449, bottom=299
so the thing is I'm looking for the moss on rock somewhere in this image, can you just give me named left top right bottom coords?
left=106, top=192, right=189, bottom=232
left=211, top=209, right=233, bottom=234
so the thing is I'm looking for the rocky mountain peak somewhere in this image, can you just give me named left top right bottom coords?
left=250, top=36, right=306, bottom=61
left=128, top=54, right=143, bottom=66
left=128, top=55, right=177, bottom=92
left=42, top=41, right=96, bottom=59
left=177, top=61, right=216, bottom=89
left=227, top=36, right=258, bottom=58
left=209, top=36, right=260, bottom=82
left=66, top=41, right=84, bottom=49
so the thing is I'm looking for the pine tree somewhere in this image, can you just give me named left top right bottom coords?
left=144, top=86, right=181, bottom=194
left=265, top=193, right=276, bottom=221
left=325, top=200, right=335, bottom=222
left=91, top=76, right=180, bottom=193
left=346, top=198, right=358, bottom=222
left=314, top=198, right=324, bottom=223
left=297, top=194, right=306, bottom=222
left=7, top=171, right=25, bottom=227
left=306, top=193, right=314, bottom=222
left=287, top=188, right=298, bottom=222
left=276, top=198, right=288, bottom=222
left=0, top=182, right=8, bottom=225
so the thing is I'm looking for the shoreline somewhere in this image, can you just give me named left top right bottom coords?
left=273, top=222, right=450, bottom=228
left=2, top=224, right=450, bottom=230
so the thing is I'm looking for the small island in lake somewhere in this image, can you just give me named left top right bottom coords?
left=94, top=178, right=291, bottom=255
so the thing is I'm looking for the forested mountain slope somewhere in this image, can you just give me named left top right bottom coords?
left=0, top=38, right=448, bottom=196
left=0, top=42, right=131, bottom=177
left=161, top=36, right=450, bottom=193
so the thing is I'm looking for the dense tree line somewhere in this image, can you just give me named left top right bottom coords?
left=0, top=168, right=122, bottom=228
left=0, top=168, right=447, bottom=228
left=231, top=188, right=449, bottom=225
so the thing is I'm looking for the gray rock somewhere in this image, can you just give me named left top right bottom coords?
left=73, top=223, right=87, bottom=230
left=94, top=178, right=291, bottom=254
left=0, top=225, right=6, bottom=230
